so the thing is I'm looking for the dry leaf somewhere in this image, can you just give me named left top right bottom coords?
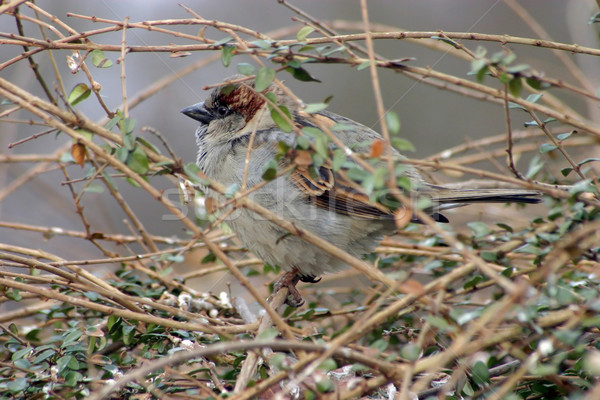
left=71, top=143, right=87, bottom=167
left=178, top=178, right=195, bottom=205
left=205, top=196, right=218, bottom=214
left=394, top=206, right=412, bottom=229
left=293, top=150, right=313, bottom=167
left=442, top=168, right=464, bottom=178
left=169, top=51, right=192, bottom=58
left=397, top=279, right=425, bottom=296
left=369, top=139, right=384, bottom=158
left=298, top=111, right=336, bottom=129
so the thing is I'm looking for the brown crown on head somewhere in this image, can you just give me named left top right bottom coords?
left=213, top=82, right=266, bottom=122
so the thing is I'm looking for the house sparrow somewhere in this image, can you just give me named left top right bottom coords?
left=182, top=75, right=540, bottom=306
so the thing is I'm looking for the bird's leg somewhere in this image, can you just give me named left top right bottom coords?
left=272, top=268, right=308, bottom=307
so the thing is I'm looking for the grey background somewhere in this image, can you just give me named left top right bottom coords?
left=0, top=1, right=598, bottom=284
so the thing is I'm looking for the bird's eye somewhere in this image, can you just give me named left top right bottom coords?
left=216, top=105, right=229, bottom=117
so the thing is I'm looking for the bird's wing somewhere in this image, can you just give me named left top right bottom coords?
left=286, top=110, right=401, bottom=220
left=289, top=164, right=395, bottom=219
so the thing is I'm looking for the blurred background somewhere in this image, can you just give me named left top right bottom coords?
left=1, top=0, right=598, bottom=293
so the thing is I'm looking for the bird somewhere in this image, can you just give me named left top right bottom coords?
left=181, top=75, right=541, bottom=306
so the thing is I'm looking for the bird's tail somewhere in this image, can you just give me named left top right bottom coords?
left=429, top=187, right=542, bottom=205
left=414, top=186, right=541, bottom=223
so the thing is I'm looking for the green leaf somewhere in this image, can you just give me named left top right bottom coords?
left=316, top=377, right=334, bottom=393
left=304, top=102, right=328, bottom=114
left=385, top=111, right=401, bottom=134
left=498, top=71, right=511, bottom=84
left=322, top=45, right=346, bottom=56
left=136, top=136, right=161, bottom=154
left=84, top=291, right=99, bottom=301
left=332, top=149, right=346, bottom=171
left=270, top=104, right=293, bottom=133
left=255, top=67, right=275, bottom=92
left=372, top=167, right=388, bottom=189
left=201, top=252, right=216, bottom=264
left=423, top=315, right=455, bottom=332
left=560, top=167, right=573, bottom=177
left=480, top=251, right=497, bottom=262
left=332, top=123, right=354, bottom=131
left=569, top=179, right=593, bottom=195
left=12, top=347, right=32, bottom=361
left=556, top=131, right=573, bottom=141
left=526, top=77, right=543, bottom=90
left=237, top=62, right=255, bottom=76
left=123, top=132, right=136, bottom=150
left=296, top=135, right=310, bottom=149
left=430, top=35, right=459, bottom=48
left=296, top=26, right=315, bottom=41
left=539, top=143, right=557, bottom=153
left=90, top=49, right=113, bottom=68
left=64, top=371, right=83, bottom=387
left=13, top=358, right=30, bottom=370
left=467, top=221, right=491, bottom=238
left=496, top=222, right=513, bottom=232
left=357, top=61, right=371, bottom=71
left=346, top=166, right=370, bottom=182
left=262, top=158, right=278, bottom=181
left=61, top=329, right=83, bottom=347
left=57, top=355, right=75, bottom=374
left=68, top=83, right=91, bottom=106
left=476, top=64, right=489, bottom=82
left=315, top=135, right=329, bottom=159
left=7, top=378, right=28, bottom=394
left=211, top=36, right=233, bottom=47
left=401, top=343, right=421, bottom=361
left=251, top=39, right=272, bottom=49
left=221, top=44, right=234, bottom=67
left=526, top=93, right=543, bottom=103
left=318, top=358, right=337, bottom=372
left=506, top=64, right=530, bottom=74
left=472, top=361, right=490, bottom=385
left=526, top=155, right=544, bottom=178
left=121, top=117, right=136, bottom=135
left=34, top=348, right=56, bottom=364
left=183, top=162, right=210, bottom=185
left=508, top=101, right=525, bottom=110
left=257, top=327, right=279, bottom=340
left=285, top=66, right=320, bottom=82
left=105, top=114, right=120, bottom=130
left=470, top=58, right=487, bottom=78
left=370, top=339, right=388, bottom=354
left=269, top=353, right=288, bottom=370
left=107, top=315, right=121, bottom=332
left=127, top=146, right=149, bottom=175
left=579, top=157, right=600, bottom=166
left=225, top=183, right=239, bottom=198
left=508, top=77, right=522, bottom=97
left=391, top=137, right=415, bottom=152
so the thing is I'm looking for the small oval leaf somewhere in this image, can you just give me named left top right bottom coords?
left=90, top=49, right=113, bottom=68
left=255, top=67, right=275, bottom=92
left=68, top=83, right=91, bottom=106
left=296, top=26, right=315, bottom=41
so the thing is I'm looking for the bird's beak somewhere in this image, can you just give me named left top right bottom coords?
left=181, top=102, right=213, bottom=124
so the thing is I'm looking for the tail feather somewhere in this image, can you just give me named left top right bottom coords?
left=415, top=187, right=541, bottom=224
left=431, top=188, right=542, bottom=205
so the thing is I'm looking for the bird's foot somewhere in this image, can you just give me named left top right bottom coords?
left=273, top=270, right=304, bottom=307
left=298, top=274, right=321, bottom=284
